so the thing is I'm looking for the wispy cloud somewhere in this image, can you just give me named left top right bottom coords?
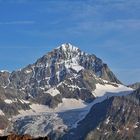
left=0, top=20, right=35, bottom=25
left=58, top=19, right=140, bottom=39
left=0, top=0, right=30, bottom=3
left=113, top=69, right=140, bottom=84
left=36, top=0, right=140, bottom=34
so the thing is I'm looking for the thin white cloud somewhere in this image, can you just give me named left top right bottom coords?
left=0, top=20, right=35, bottom=25
left=45, top=0, right=139, bottom=35
left=10, top=0, right=140, bottom=40
left=113, top=69, right=140, bottom=84
left=0, top=0, right=29, bottom=3
left=63, top=18, right=140, bottom=37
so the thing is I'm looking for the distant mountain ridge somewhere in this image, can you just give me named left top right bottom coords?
left=128, top=82, right=140, bottom=90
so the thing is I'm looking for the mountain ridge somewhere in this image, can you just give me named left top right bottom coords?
left=0, top=43, right=135, bottom=140
left=0, top=43, right=121, bottom=104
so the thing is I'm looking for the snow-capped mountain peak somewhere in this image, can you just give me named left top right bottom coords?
left=57, top=43, right=79, bottom=52
left=0, top=43, right=121, bottom=101
left=0, top=43, right=136, bottom=140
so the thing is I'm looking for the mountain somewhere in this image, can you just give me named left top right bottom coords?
left=0, top=43, right=135, bottom=139
left=0, top=43, right=122, bottom=112
left=128, top=82, right=140, bottom=90
left=61, top=88, right=140, bottom=140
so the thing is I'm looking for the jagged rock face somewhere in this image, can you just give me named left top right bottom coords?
left=0, top=43, right=120, bottom=99
left=0, top=116, right=9, bottom=130
left=0, top=85, right=30, bottom=131
left=0, top=85, right=30, bottom=117
left=61, top=88, right=140, bottom=140
left=128, top=82, right=140, bottom=90
left=0, top=71, right=10, bottom=88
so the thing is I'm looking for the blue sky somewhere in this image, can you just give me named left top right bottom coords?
left=0, top=0, right=140, bottom=84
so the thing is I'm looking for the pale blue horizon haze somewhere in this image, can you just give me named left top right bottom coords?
left=0, top=0, right=140, bottom=85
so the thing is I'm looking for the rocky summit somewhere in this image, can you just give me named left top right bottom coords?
left=0, top=43, right=139, bottom=140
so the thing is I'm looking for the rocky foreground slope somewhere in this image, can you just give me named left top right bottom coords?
left=0, top=133, right=51, bottom=140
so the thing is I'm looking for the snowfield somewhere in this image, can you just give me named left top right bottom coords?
left=93, top=83, right=133, bottom=97
left=5, top=83, right=133, bottom=138
left=16, top=98, right=87, bottom=117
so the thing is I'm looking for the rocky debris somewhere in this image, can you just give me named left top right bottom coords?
left=128, top=82, right=140, bottom=90
left=0, top=71, right=10, bottom=88
left=0, top=133, right=51, bottom=140
left=0, top=116, right=9, bottom=130
left=0, top=86, right=30, bottom=118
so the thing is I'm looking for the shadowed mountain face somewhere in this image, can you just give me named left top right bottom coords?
left=128, top=82, right=140, bottom=90
left=61, top=88, right=140, bottom=140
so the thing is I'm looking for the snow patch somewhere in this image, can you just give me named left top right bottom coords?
left=0, top=110, right=5, bottom=116
left=45, top=88, right=60, bottom=97
left=19, top=99, right=30, bottom=104
left=59, top=43, right=79, bottom=52
left=18, top=98, right=87, bottom=117
left=97, top=127, right=100, bottom=130
left=93, top=83, right=133, bottom=97
left=69, top=64, right=84, bottom=72
left=4, top=99, right=13, bottom=104
left=133, top=125, right=138, bottom=129
left=64, top=57, right=84, bottom=73
left=25, top=69, right=32, bottom=74
left=0, top=70, right=9, bottom=73
left=4, top=99, right=17, bottom=104
left=56, top=98, right=87, bottom=112
left=125, top=127, right=129, bottom=131
left=63, top=82, right=85, bottom=91
left=105, top=117, right=110, bottom=124
left=133, top=122, right=139, bottom=128
left=0, top=129, right=4, bottom=135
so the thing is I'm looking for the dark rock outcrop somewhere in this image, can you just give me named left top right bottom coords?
left=0, top=133, right=51, bottom=140
left=0, top=116, right=9, bottom=130
left=128, top=82, right=140, bottom=90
